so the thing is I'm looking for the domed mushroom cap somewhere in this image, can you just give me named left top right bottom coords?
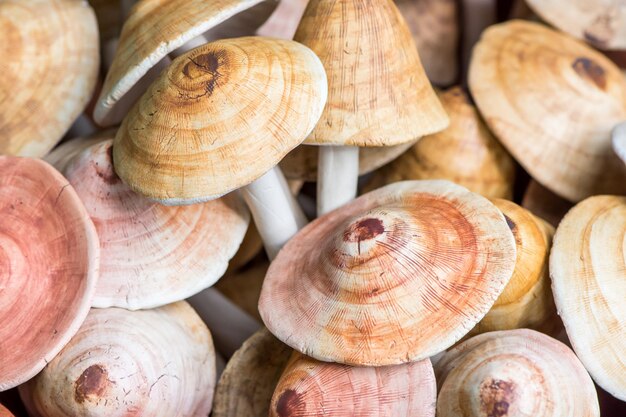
left=550, top=195, right=626, bottom=400
left=0, top=404, right=15, bottom=417
left=259, top=180, right=516, bottom=366
left=613, top=121, right=626, bottom=164
left=435, top=329, right=600, bottom=417
left=113, top=36, right=327, bottom=204
left=470, top=20, right=626, bottom=202
left=0, top=0, right=99, bottom=157
left=269, top=353, right=436, bottom=417
left=294, top=0, right=448, bottom=147
left=0, top=157, right=99, bottom=391
left=19, top=302, right=216, bottom=417
left=64, top=139, right=250, bottom=310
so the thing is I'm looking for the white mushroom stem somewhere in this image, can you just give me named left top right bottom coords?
left=317, top=145, right=360, bottom=216
left=67, top=114, right=97, bottom=139
left=461, top=0, right=497, bottom=83
left=612, top=121, right=626, bottom=165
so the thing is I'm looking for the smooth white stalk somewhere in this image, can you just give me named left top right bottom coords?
left=461, top=0, right=497, bottom=83
left=317, top=145, right=359, bottom=216
left=612, top=121, right=626, bottom=165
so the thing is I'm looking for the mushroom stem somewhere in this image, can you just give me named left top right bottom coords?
left=612, top=121, right=626, bottom=165
left=461, top=0, right=496, bottom=84
left=316, top=145, right=359, bottom=216
left=66, top=114, right=97, bottom=139
left=241, top=166, right=308, bottom=260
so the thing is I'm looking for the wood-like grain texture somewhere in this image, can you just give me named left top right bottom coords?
left=0, top=157, right=99, bottom=391
left=470, top=21, right=626, bottom=202
left=0, top=0, right=99, bottom=157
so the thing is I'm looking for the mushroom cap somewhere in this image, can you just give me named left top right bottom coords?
left=294, top=0, right=448, bottom=147
left=19, top=302, right=216, bottom=417
left=526, top=0, right=626, bottom=50
left=435, top=329, right=600, bottom=417
left=259, top=180, right=516, bottom=366
left=0, top=0, right=99, bottom=157
left=43, top=137, right=105, bottom=173
left=0, top=157, right=99, bottom=391
left=550, top=195, right=626, bottom=400
left=213, top=327, right=292, bottom=417
left=269, top=352, right=436, bottom=417
left=613, top=121, right=626, bottom=164
left=113, top=36, right=328, bottom=204
left=94, top=0, right=277, bottom=126
left=0, top=404, right=14, bottom=417
left=469, top=20, right=626, bottom=202
left=64, top=139, right=250, bottom=310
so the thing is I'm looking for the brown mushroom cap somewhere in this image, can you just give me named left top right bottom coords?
left=470, top=20, right=626, bottom=202
left=0, top=404, right=14, bottom=417
left=0, top=157, right=99, bottom=391
left=0, top=0, right=99, bottom=157
left=259, top=180, right=516, bottom=366
left=550, top=195, right=626, bottom=400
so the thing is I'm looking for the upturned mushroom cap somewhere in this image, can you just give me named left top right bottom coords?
left=259, top=180, right=516, bottom=366
left=63, top=139, right=250, bottom=309
left=113, top=36, right=327, bottom=204
left=0, top=157, right=99, bottom=391
left=365, top=87, right=515, bottom=199
left=469, top=20, right=626, bottom=202
left=269, top=352, right=436, bottom=417
left=435, top=329, right=600, bottom=417
left=550, top=195, right=626, bottom=400
left=0, top=404, right=14, bottom=417
left=294, top=0, right=449, bottom=147
left=613, top=121, right=626, bottom=164
left=19, top=302, right=216, bottom=417
left=0, top=0, right=99, bottom=157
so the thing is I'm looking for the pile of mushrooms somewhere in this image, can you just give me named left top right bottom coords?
left=1, top=0, right=625, bottom=416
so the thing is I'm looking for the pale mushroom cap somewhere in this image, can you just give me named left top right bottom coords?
left=469, top=20, right=626, bottom=202
left=259, top=180, right=516, bottom=366
left=0, top=0, right=99, bottom=157
left=0, top=157, right=99, bottom=391
left=43, top=137, right=105, bottom=172
left=550, top=195, right=626, bottom=400
left=613, top=121, right=626, bottom=164
left=20, top=302, right=216, bottom=417
left=113, top=36, right=328, bottom=204
left=295, top=0, right=449, bottom=147
left=435, top=329, right=600, bottom=417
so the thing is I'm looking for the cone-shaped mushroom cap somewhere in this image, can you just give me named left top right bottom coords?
left=213, top=328, right=292, bottom=417
left=0, top=0, right=99, bottom=157
left=294, top=0, right=448, bottom=147
left=435, top=329, right=600, bottom=417
left=470, top=20, right=626, bottom=202
left=550, top=195, right=626, bottom=400
left=0, top=404, right=14, bottom=417
left=64, top=140, right=250, bottom=309
left=613, top=121, right=626, bottom=164
left=0, top=157, right=98, bottom=391
left=113, top=37, right=327, bottom=204
left=526, top=0, right=626, bottom=50
left=269, top=353, right=436, bottom=417
left=19, top=302, right=216, bottom=417
left=259, top=180, right=516, bottom=366
left=94, top=0, right=277, bottom=126
left=365, top=87, right=515, bottom=199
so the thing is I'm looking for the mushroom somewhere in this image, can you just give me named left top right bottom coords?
left=259, top=180, right=516, bottom=366
left=269, top=352, right=436, bottom=417
left=293, top=0, right=449, bottom=215
left=0, top=404, right=14, bottom=417
left=550, top=195, right=626, bottom=400
left=0, top=157, right=99, bottom=391
left=364, top=87, right=515, bottom=199
left=257, top=0, right=310, bottom=39
left=43, top=137, right=105, bottom=172
left=0, top=0, right=99, bottom=157
left=521, top=180, right=574, bottom=228
left=613, top=121, right=626, bottom=165
left=435, top=329, right=600, bottom=417
left=469, top=20, right=626, bottom=202
left=18, top=302, right=215, bottom=417
left=216, top=262, right=269, bottom=321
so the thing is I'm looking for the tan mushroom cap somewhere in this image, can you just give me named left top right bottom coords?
left=365, top=87, right=515, bottom=199
left=0, top=0, right=99, bottom=157
left=0, top=157, right=99, bottom=391
left=113, top=37, right=327, bottom=204
left=294, top=0, right=448, bottom=147
left=0, top=404, right=14, bottom=417
left=213, top=328, right=292, bottom=417
left=269, top=352, right=436, bottom=417
left=469, top=20, right=626, bottom=202
left=94, top=0, right=277, bottom=126
left=550, top=195, right=626, bottom=400
left=19, top=302, right=215, bottom=417
left=436, top=329, right=600, bottom=417
left=259, top=180, right=516, bottom=366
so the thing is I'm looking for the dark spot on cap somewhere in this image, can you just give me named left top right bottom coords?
left=183, top=52, right=225, bottom=96
left=276, top=389, right=304, bottom=417
left=95, top=144, right=120, bottom=185
left=572, top=57, right=607, bottom=90
left=74, top=365, right=109, bottom=404
left=503, top=214, right=516, bottom=232
left=479, top=379, right=515, bottom=417
left=584, top=31, right=608, bottom=48
left=344, top=218, right=385, bottom=242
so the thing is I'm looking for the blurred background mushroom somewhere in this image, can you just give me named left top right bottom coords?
left=613, top=121, right=626, bottom=165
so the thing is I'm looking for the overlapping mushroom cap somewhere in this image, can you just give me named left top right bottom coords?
left=550, top=195, right=626, bottom=400
left=0, top=404, right=14, bottom=417
left=0, top=157, right=99, bottom=391
left=259, top=180, right=516, bottom=366
left=0, top=0, right=99, bottom=157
